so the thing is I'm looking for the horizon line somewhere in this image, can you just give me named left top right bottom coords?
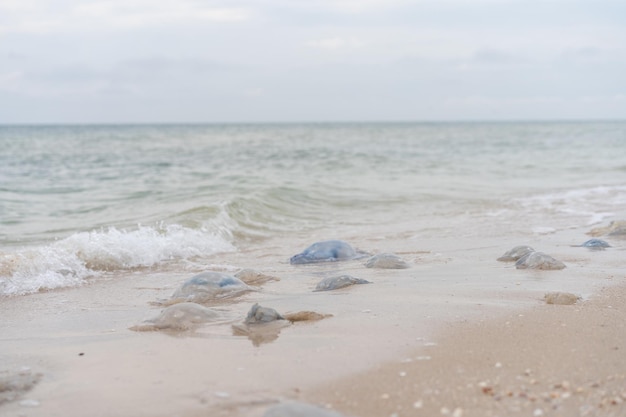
left=1, top=118, right=625, bottom=127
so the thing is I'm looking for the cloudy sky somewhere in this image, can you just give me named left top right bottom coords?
left=1, top=0, right=625, bottom=123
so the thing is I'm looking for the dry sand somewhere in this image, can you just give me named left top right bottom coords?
left=305, top=284, right=626, bottom=417
left=1, top=230, right=625, bottom=417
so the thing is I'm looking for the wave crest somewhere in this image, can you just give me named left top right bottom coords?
left=0, top=224, right=235, bottom=296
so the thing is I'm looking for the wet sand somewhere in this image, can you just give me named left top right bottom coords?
left=1, top=226, right=625, bottom=417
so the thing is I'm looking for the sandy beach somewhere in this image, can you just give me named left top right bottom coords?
left=1, top=220, right=625, bottom=417
left=306, top=284, right=626, bottom=417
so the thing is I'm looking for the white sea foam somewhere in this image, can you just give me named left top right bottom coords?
left=0, top=224, right=235, bottom=296
left=514, top=185, right=626, bottom=226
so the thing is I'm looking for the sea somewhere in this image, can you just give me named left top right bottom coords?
left=1, top=121, right=626, bottom=297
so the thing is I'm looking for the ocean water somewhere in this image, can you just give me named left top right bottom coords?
left=1, top=121, right=625, bottom=296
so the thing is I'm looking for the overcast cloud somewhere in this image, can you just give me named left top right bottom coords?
left=1, top=0, right=625, bottom=123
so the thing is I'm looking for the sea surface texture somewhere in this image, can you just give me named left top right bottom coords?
left=1, top=122, right=625, bottom=296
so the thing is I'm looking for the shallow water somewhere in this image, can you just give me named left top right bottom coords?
left=1, top=121, right=625, bottom=296
left=1, top=120, right=625, bottom=417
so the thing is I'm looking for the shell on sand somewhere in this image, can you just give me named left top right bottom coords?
left=544, top=292, right=580, bottom=305
left=515, top=252, right=566, bottom=270
left=129, top=303, right=222, bottom=332
left=588, top=220, right=626, bottom=237
left=167, top=271, right=251, bottom=305
left=497, top=245, right=535, bottom=262
left=365, top=253, right=410, bottom=269
left=263, top=402, right=348, bottom=417
left=314, top=275, right=371, bottom=292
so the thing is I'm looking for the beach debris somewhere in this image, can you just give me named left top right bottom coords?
left=544, top=292, right=581, bottom=305
left=263, top=401, right=348, bottom=417
left=314, top=274, right=371, bottom=291
left=574, top=239, right=611, bottom=250
left=289, top=240, right=368, bottom=264
left=159, top=271, right=252, bottom=305
left=129, top=302, right=223, bottom=332
left=235, top=269, right=280, bottom=285
left=497, top=245, right=535, bottom=262
left=365, top=253, right=410, bottom=269
left=0, top=368, right=42, bottom=405
left=588, top=220, right=626, bottom=237
left=515, top=252, right=566, bottom=270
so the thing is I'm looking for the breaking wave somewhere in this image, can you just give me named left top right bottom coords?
left=0, top=224, right=235, bottom=296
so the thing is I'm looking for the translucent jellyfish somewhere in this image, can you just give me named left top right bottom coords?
left=544, top=292, right=580, bottom=305
left=168, top=271, right=252, bottom=304
left=365, top=253, right=410, bottom=269
left=515, top=252, right=566, bottom=270
left=577, top=239, right=611, bottom=249
left=314, top=275, right=371, bottom=292
left=290, top=240, right=366, bottom=264
left=130, top=303, right=223, bottom=332
left=497, top=245, right=535, bottom=262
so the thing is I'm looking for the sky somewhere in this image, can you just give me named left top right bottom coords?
left=1, top=0, right=625, bottom=124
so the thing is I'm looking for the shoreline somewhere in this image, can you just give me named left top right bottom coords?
left=1, top=224, right=624, bottom=417
left=302, top=283, right=626, bottom=417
